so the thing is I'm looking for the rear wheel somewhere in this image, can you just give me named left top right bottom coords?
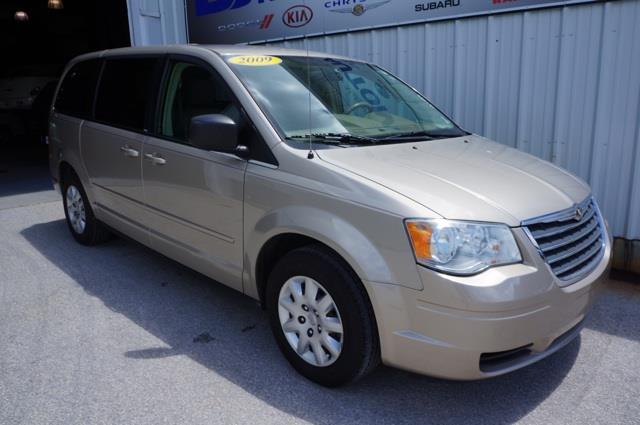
left=266, top=245, right=379, bottom=387
left=62, top=174, right=110, bottom=245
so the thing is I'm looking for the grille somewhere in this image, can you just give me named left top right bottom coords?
left=524, top=198, right=605, bottom=284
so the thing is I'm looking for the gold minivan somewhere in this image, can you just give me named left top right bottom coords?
left=49, top=45, right=611, bottom=386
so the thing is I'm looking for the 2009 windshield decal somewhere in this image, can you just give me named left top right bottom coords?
left=326, top=58, right=389, bottom=113
left=195, top=0, right=277, bottom=16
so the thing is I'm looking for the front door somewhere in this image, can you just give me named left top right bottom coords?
left=142, top=59, right=247, bottom=291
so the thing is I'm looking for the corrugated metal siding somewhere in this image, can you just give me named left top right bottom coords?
left=267, top=0, right=640, bottom=239
left=126, top=0, right=187, bottom=46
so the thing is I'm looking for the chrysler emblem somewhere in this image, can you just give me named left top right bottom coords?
left=575, top=207, right=584, bottom=221
left=328, top=0, right=391, bottom=16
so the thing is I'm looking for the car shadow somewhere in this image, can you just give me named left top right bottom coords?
left=22, top=219, right=581, bottom=425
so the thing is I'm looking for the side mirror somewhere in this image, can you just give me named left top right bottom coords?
left=189, top=114, right=244, bottom=155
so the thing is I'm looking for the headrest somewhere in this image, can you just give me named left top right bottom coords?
left=181, top=66, right=228, bottom=107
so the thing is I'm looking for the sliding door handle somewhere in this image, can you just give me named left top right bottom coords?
left=120, top=145, right=139, bottom=158
left=144, top=153, right=166, bottom=165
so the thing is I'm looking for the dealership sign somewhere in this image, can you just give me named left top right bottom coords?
left=187, top=0, right=598, bottom=44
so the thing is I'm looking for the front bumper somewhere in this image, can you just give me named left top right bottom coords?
left=365, top=228, right=612, bottom=380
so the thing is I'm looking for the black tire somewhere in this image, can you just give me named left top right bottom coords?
left=61, top=173, right=111, bottom=245
left=266, top=245, right=380, bottom=387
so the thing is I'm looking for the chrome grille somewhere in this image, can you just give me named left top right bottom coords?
left=524, top=198, right=605, bottom=284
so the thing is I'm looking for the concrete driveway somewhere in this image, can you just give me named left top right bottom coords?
left=1, top=196, right=639, bottom=425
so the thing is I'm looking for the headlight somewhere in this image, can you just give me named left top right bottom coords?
left=405, top=219, right=522, bottom=275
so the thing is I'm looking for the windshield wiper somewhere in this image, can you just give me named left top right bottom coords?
left=287, top=133, right=378, bottom=145
left=379, top=130, right=466, bottom=141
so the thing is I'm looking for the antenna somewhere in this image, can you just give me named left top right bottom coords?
left=304, top=0, right=314, bottom=160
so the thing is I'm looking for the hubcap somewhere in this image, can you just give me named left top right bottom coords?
left=278, top=276, right=344, bottom=367
left=65, top=185, right=86, bottom=234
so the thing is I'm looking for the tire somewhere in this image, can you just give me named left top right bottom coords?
left=266, top=245, right=380, bottom=387
left=61, top=173, right=111, bottom=245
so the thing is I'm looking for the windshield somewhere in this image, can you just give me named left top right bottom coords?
left=225, top=55, right=466, bottom=146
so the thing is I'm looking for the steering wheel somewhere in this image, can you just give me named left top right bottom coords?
left=346, top=102, right=374, bottom=116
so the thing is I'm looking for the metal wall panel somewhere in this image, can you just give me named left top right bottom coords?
left=126, top=0, right=187, bottom=46
left=267, top=0, right=640, bottom=239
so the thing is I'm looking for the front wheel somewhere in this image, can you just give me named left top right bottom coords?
left=266, top=245, right=379, bottom=387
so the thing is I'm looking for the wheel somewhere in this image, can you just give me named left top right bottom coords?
left=61, top=174, right=110, bottom=245
left=266, top=245, right=380, bottom=387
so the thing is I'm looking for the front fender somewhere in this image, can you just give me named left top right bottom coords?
left=243, top=204, right=424, bottom=300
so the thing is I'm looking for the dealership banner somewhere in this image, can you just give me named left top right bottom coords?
left=186, top=0, right=599, bottom=45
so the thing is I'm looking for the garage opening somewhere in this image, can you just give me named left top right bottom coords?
left=0, top=0, right=129, bottom=209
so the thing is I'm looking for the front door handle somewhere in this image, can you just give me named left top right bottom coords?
left=120, top=145, right=139, bottom=158
left=144, top=152, right=166, bottom=166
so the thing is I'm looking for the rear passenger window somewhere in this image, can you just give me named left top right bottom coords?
left=95, top=58, right=160, bottom=131
left=54, top=60, right=101, bottom=119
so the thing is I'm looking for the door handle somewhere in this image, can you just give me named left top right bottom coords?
left=120, top=145, right=140, bottom=158
left=144, top=153, right=166, bottom=165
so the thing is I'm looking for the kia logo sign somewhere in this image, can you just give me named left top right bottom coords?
left=283, top=5, right=313, bottom=28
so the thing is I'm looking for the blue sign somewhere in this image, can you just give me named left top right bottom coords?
left=195, top=0, right=276, bottom=16
left=188, top=0, right=598, bottom=44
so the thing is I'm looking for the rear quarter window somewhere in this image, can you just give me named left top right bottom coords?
left=95, top=57, right=161, bottom=131
left=54, top=60, right=101, bottom=119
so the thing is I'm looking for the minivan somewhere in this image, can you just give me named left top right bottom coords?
left=49, top=45, right=611, bottom=387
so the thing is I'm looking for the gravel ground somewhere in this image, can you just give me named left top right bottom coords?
left=0, top=199, right=639, bottom=425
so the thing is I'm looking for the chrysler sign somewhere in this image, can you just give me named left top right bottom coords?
left=187, top=0, right=598, bottom=44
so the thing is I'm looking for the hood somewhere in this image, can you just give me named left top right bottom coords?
left=317, top=135, right=590, bottom=226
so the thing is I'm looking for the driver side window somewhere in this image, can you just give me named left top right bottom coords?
left=160, top=61, right=240, bottom=143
